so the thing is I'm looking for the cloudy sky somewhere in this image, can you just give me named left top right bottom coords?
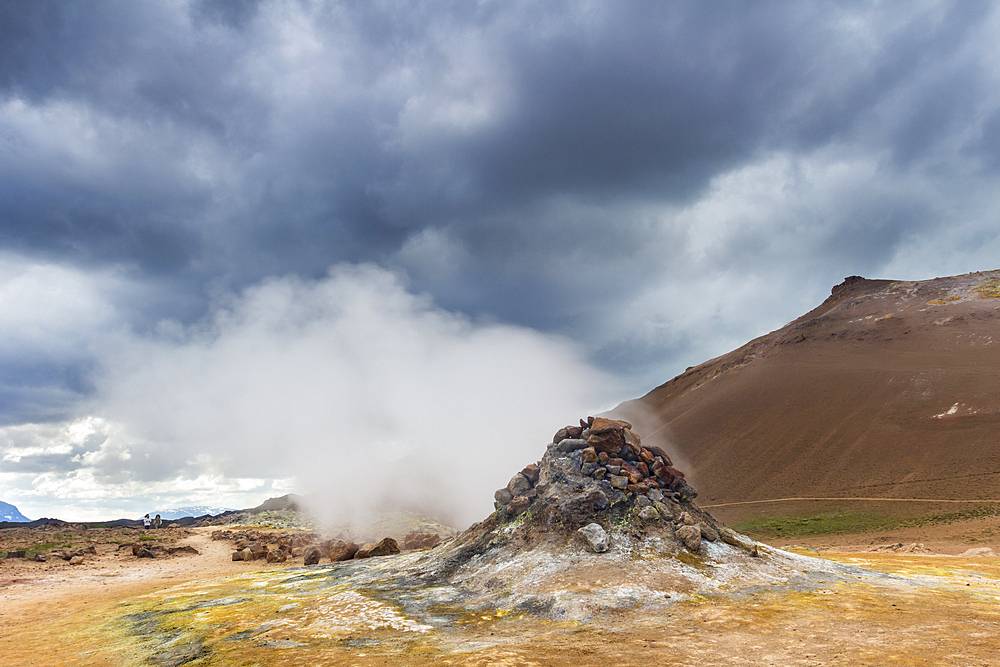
left=2, top=0, right=999, bottom=523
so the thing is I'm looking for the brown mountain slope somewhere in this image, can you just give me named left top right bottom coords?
left=614, top=271, right=1000, bottom=524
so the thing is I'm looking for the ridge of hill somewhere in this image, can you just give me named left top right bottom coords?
left=0, top=500, right=29, bottom=522
left=615, top=270, right=1000, bottom=525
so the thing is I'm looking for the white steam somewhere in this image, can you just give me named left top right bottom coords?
left=97, top=264, right=618, bottom=528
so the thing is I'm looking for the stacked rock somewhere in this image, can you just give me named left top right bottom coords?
left=493, top=462, right=541, bottom=516
left=555, top=416, right=698, bottom=504
left=495, top=416, right=697, bottom=516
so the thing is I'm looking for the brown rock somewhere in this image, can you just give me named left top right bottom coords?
left=137, top=547, right=156, bottom=559
left=83, top=545, right=98, bottom=555
left=367, top=537, right=401, bottom=557
left=587, top=430, right=624, bottom=454
left=566, top=425, right=584, bottom=439
left=651, top=460, right=671, bottom=483
left=609, top=475, right=629, bottom=490
left=403, top=533, right=441, bottom=550
left=521, top=463, right=540, bottom=484
left=581, top=447, right=598, bottom=463
left=645, top=445, right=673, bottom=467
left=167, top=545, right=199, bottom=556
left=676, top=524, right=702, bottom=552
left=627, top=483, right=650, bottom=494
left=624, top=428, right=643, bottom=453
left=597, top=451, right=609, bottom=464
left=32, top=553, right=46, bottom=562
left=69, top=556, right=85, bottom=565
left=6, top=550, right=25, bottom=558
left=580, top=418, right=590, bottom=429
left=665, top=466, right=685, bottom=479
left=635, top=461, right=650, bottom=477
left=354, top=543, right=376, bottom=559
left=494, top=487, right=513, bottom=504
left=303, top=545, right=324, bottom=565
left=620, top=462, right=643, bottom=484
left=506, top=494, right=532, bottom=516
left=590, top=417, right=631, bottom=433
left=698, top=523, right=719, bottom=542
left=232, top=551, right=244, bottom=561
left=328, top=540, right=360, bottom=561
left=646, top=479, right=661, bottom=489
left=608, top=457, right=624, bottom=467
left=266, top=550, right=287, bottom=563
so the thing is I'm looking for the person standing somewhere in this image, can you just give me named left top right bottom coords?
left=154, top=514, right=162, bottom=529
left=143, top=513, right=151, bottom=529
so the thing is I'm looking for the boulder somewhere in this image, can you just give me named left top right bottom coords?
left=566, top=425, right=584, bottom=439
left=328, top=540, right=361, bottom=560
left=5, top=550, right=25, bottom=559
left=33, top=553, right=46, bottom=562
left=232, top=551, right=245, bottom=561
left=167, top=545, right=200, bottom=556
left=645, top=445, right=673, bottom=467
left=676, top=525, right=702, bottom=552
left=507, top=472, right=532, bottom=497
left=266, top=550, right=287, bottom=563
left=958, top=547, right=997, bottom=557
left=83, top=545, right=97, bottom=555
left=698, top=523, right=719, bottom=542
left=587, top=430, right=624, bottom=454
left=303, top=545, right=324, bottom=565
left=403, top=533, right=441, bottom=550
left=590, top=417, right=631, bottom=433
left=137, top=547, right=157, bottom=559
left=494, top=488, right=513, bottom=504
left=367, top=537, right=401, bottom=557
left=553, top=426, right=571, bottom=443
left=578, top=523, right=610, bottom=553
left=717, top=526, right=758, bottom=557
left=354, top=543, right=375, bottom=559
left=69, top=556, right=85, bottom=565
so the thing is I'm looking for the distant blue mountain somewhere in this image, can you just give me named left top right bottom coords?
left=151, top=506, right=236, bottom=520
left=0, top=501, right=30, bottom=522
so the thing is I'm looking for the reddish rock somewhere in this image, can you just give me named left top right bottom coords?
left=638, top=448, right=655, bottom=465
left=566, top=425, right=584, bottom=439
left=266, top=550, right=287, bottom=563
left=581, top=447, right=598, bottom=463
left=623, top=428, right=642, bottom=455
left=597, top=451, right=610, bottom=464
left=231, top=551, right=244, bottom=561
left=590, top=417, right=632, bottom=433
left=521, top=463, right=540, bottom=484
left=580, top=418, right=589, bottom=429
left=635, top=461, right=650, bottom=477
left=646, top=479, right=661, bottom=489
left=367, top=537, right=401, bottom=557
left=587, top=430, right=624, bottom=454
left=553, top=426, right=571, bottom=443
left=505, top=495, right=532, bottom=516
left=664, top=466, right=685, bottom=479
left=303, top=545, right=324, bottom=565
left=83, top=545, right=98, bottom=555
left=620, top=462, right=643, bottom=484
left=645, top=445, right=673, bottom=467
left=608, top=457, right=624, bottom=467
left=403, top=533, right=441, bottom=550
left=167, top=545, right=199, bottom=556
left=328, top=540, right=360, bottom=561
left=354, top=543, right=376, bottom=559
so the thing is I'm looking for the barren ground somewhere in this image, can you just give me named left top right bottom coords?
left=2, top=520, right=999, bottom=666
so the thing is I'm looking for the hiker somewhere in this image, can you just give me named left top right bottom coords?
left=143, top=513, right=151, bottom=529
left=154, top=514, right=162, bottom=529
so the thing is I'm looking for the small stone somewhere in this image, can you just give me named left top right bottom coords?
left=553, top=426, right=571, bottom=443
left=635, top=495, right=652, bottom=508
left=597, top=451, right=609, bottom=464
left=521, top=464, right=540, bottom=484
left=277, top=603, right=300, bottom=612
left=638, top=506, right=660, bottom=521
left=638, top=447, right=655, bottom=465
left=698, top=523, right=719, bottom=542
left=623, top=428, right=643, bottom=455
left=69, top=556, right=85, bottom=565
left=645, top=445, right=673, bottom=467
left=620, top=463, right=643, bottom=484
left=266, top=550, right=287, bottom=563
left=608, top=457, right=625, bottom=467
left=653, top=500, right=679, bottom=522
left=494, top=487, right=513, bottom=504
left=681, top=512, right=696, bottom=525
left=609, top=475, right=629, bottom=490
left=232, top=551, right=244, bottom=561
left=506, top=494, right=532, bottom=516
left=567, top=425, right=584, bottom=439
left=605, top=465, right=621, bottom=476
left=581, top=447, right=598, bottom=463
left=676, top=524, right=702, bottom=552
left=578, top=523, right=610, bottom=553
left=717, top=527, right=759, bottom=556
left=648, top=489, right=664, bottom=502
left=587, top=430, right=624, bottom=454
left=33, top=553, right=46, bottom=562
left=581, top=462, right=599, bottom=475
left=507, top=472, right=532, bottom=497
left=556, top=438, right=589, bottom=453
left=592, top=467, right=607, bottom=480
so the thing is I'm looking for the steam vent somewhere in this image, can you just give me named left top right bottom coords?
left=458, top=416, right=758, bottom=564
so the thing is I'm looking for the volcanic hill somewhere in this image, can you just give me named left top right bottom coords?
left=616, top=270, right=1000, bottom=525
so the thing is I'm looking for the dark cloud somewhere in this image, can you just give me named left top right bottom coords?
left=3, top=1, right=1000, bottom=517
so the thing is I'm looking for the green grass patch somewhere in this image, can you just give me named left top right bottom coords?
left=138, top=535, right=157, bottom=541
left=734, top=511, right=900, bottom=538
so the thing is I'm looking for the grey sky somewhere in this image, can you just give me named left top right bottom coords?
left=2, top=0, right=999, bottom=521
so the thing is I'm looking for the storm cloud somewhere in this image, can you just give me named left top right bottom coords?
left=3, top=0, right=1000, bottom=519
